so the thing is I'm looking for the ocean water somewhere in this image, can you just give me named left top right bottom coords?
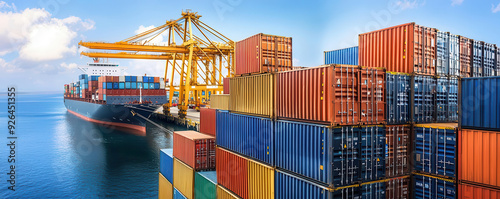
left=0, top=93, right=183, bottom=198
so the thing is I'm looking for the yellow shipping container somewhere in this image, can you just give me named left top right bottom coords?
left=216, top=185, right=241, bottom=199
left=173, top=158, right=194, bottom=199
left=229, top=73, right=274, bottom=117
left=248, top=160, right=275, bottom=199
left=159, top=173, right=173, bottom=199
left=210, top=94, right=230, bottom=110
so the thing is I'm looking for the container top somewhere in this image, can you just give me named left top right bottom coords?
left=160, top=148, right=173, bottom=156
left=414, top=123, right=458, bottom=130
left=197, top=171, right=217, bottom=184
left=175, top=131, right=214, bottom=140
left=386, top=71, right=411, bottom=76
left=461, top=76, right=500, bottom=80
left=324, top=46, right=358, bottom=53
left=277, top=64, right=358, bottom=74
left=359, top=22, right=415, bottom=36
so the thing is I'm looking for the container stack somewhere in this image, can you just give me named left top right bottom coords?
left=459, top=77, right=500, bottom=198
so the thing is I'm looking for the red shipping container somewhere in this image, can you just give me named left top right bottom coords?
left=359, top=23, right=437, bottom=75
left=386, top=176, right=410, bottom=199
left=386, top=125, right=411, bottom=178
left=359, top=67, right=386, bottom=124
left=200, top=108, right=216, bottom=136
left=459, top=183, right=500, bottom=199
left=216, top=147, right=248, bottom=199
left=154, top=77, right=160, bottom=83
left=235, top=33, right=292, bottom=75
left=173, top=131, right=215, bottom=171
left=276, top=65, right=359, bottom=125
left=458, top=129, right=500, bottom=188
left=223, top=77, right=230, bottom=94
left=113, top=76, right=119, bottom=82
left=459, top=36, right=472, bottom=77
left=106, top=76, right=113, bottom=82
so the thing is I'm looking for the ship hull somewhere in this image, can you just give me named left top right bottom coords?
left=64, top=98, right=158, bottom=135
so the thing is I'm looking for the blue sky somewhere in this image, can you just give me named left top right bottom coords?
left=1, top=0, right=499, bottom=91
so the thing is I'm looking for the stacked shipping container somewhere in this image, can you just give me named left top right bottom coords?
left=459, top=77, right=500, bottom=198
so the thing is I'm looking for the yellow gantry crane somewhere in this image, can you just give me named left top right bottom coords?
left=79, top=10, right=234, bottom=118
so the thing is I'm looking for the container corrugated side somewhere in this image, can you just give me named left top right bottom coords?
left=235, top=33, right=292, bottom=75
left=174, top=187, right=188, bottom=199
left=385, top=125, right=411, bottom=178
left=496, top=46, right=500, bottom=76
left=275, top=120, right=359, bottom=186
left=472, top=40, right=483, bottom=77
left=359, top=67, right=386, bottom=125
left=483, top=42, right=496, bottom=77
left=436, top=77, right=458, bottom=122
left=216, top=110, right=274, bottom=165
left=229, top=73, right=274, bottom=117
left=248, top=159, right=274, bottom=199
left=159, top=173, right=173, bottom=199
left=414, top=123, right=457, bottom=178
left=359, top=125, right=386, bottom=182
left=216, top=185, right=240, bottom=199
left=209, top=94, right=229, bottom=110
left=173, top=131, right=215, bottom=171
left=386, top=176, right=410, bottom=199
left=276, top=65, right=359, bottom=125
left=359, top=23, right=437, bottom=75
left=460, top=36, right=472, bottom=77
left=194, top=171, right=216, bottom=199
left=223, top=78, right=229, bottom=94
left=458, top=183, right=500, bottom=199
left=216, top=148, right=248, bottom=199
left=386, top=73, right=410, bottom=124
left=160, top=149, right=174, bottom=183
left=460, top=77, right=500, bottom=130
left=412, top=75, right=436, bottom=123
left=173, top=158, right=194, bottom=199
left=360, top=181, right=386, bottom=198
left=324, top=46, right=359, bottom=65
left=200, top=108, right=216, bottom=137
left=413, top=174, right=456, bottom=199
left=458, top=129, right=500, bottom=188
left=437, top=32, right=460, bottom=76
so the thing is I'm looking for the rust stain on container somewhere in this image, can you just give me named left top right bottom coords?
left=359, top=67, right=386, bottom=124
left=458, top=129, right=500, bottom=188
left=385, top=125, right=411, bottom=178
left=359, top=23, right=437, bottom=75
left=458, top=183, right=500, bottom=199
left=235, top=33, right=292, bottom=75
left=216, top=147, right=248, bottom=199
left=173, top=131, right=216, bottom=171
left=459, top=36, right=472, bottom=77
left=229, top=73, right=274, bottom=117
left=276, top=65, right=359, bottom=125
left=210, top=94, right=230, bottom=110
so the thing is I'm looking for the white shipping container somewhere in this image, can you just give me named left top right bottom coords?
left=137, top=76, right=143, bottom=82
left=119, top=76, right=125, bottom=82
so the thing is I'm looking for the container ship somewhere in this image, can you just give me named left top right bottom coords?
left=63, top=63, right=167, bottom=134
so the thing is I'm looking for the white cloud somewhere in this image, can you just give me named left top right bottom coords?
left=395, top=0, right=423, bottom=10
left=60, top=62, right=78, bottom=70
left=492, top=3, right=500, bottom=13
left=0, top=3, right=94, bottom=62
left=133, top=25, right=167, bottom=45
left=451, top=0, right=463, bottom=6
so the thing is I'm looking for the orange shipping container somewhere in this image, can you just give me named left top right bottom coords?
left=216, top=147, right=248, bottom=199
left=458, top=183, right=500, bottom=199
left=173, top=131, right=216, bottom=171
left=459, top=36, right=472, bottom=77
left=359, top=67, right=386, bottom=124
left=235, top=33, right=292, bottom=75
left=276, top=65, right=359, bottom=125
left=359, top=23, right=437, bottom=75
left=458, top=129, right=500, bottom=188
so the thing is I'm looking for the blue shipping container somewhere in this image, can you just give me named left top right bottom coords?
left=125, top=76, right=131, bottom=82
left=160, top=149, right=173, bottom=183
left=461, top=77, right=500, bottom=130
left=119, top=82, right=125, bottom=89
left=149, top=83, right=155, bottom=89
left=386, top=73, right=410, bottom=124
left=483, top=42, right=496, bottom=77
left=173, top=188, right=187, bottom=199
left=436, top=31, right=450, bottom=76
left=324, top=46, right=358, bottom=65
left=275, top=121, right=359, bottom=186
left=90, top=75, right=100, bottom=81
left=413, top=174, right=456, bottom=199
left=472, top=40, right=483, bottom=77
left=106, top=83, right=113, bottom=90
left=359, top=126, right=385, bottom=182
left=131, top=82, right=137, bottom=89
left=436, top=77, right=458, bottom=122
left=125, top=82, right=131, bottom=89
left=149, top=77, right=154, bottom=82
left=113, top=83, right=119, bottom=89
left=412, top=75, right=436, bottom=123
left=131, top=76, right=137, bottom=82
left=143, top=76, right=149, bottom=83
left=137, top=83, right=143, bottom=89
left=414, top=124, right=457, bottom=178
left=102, top=82, right=106, bottom=89
left=216, top=111, right=274, bottom=165
left=103, top=94, right=106, bottom=101
left=274, top=170, right=385, bottom=199
left=143, top=83, right=149, bottom=90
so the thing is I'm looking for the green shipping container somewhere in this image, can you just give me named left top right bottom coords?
left=194, top=171, right=217, bottom=199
